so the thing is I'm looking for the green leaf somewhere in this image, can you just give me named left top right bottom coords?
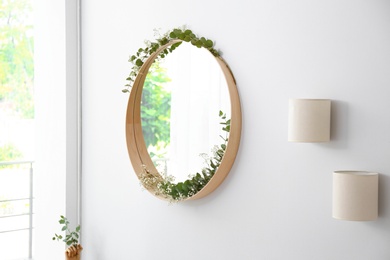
left=178, top=34, right=185, bottom=40
left=205, top=39, right=214, bottom=48
left=175, top=182, right=183, bottom=193
left=135, top=59, right=143, bottom=67
left=210, top=160, right=217, bottom=169
left=130, top=55, right=137, bottom=62
left=182, top=183, right=189, bottom=192
left=159, top=37, right=168, bottom=45
left=174, top=28, right=183, bottom=35
left=171, top=42, right=182, bottom=48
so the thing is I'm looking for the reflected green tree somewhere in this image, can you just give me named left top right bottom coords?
left=141, top=61, right=171, bottom=159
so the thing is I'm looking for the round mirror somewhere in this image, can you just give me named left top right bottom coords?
left=126, top=38, right=241, bottom=202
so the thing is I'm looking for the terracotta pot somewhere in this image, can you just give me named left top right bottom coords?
left=65, top=244, right=83, bottom=260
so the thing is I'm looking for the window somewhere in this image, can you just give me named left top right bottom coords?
left=0, top=0, right=35, bottom=259
left=1, top=0, right=80, bottom=259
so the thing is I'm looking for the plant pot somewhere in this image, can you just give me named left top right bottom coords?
left=65, top=244, right=83, bottom=260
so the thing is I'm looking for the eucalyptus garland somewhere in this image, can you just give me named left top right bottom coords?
left=122, top=27, right=220, bottom=93
left=139, top=111, right=231, bottom=202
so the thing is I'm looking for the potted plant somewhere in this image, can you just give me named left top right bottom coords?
left=52, top=215, right=83, bottom=260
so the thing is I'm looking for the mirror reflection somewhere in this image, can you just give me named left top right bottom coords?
left=141, top=42, right=230, bottom=182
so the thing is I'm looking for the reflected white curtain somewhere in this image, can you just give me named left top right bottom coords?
left=163, top=43, right=230, bottom=182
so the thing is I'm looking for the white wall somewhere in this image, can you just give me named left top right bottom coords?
left=81, top=0, right=390, bottom=259
left=34, top=0, right=80, bottom=258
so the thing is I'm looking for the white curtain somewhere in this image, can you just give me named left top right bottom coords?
left=162, top=43, right=230, bottom=182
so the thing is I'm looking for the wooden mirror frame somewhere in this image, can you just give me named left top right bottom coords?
left=125, top=40, right=241, bottom=201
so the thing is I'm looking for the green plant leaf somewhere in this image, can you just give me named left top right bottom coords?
left=172, top=29, right=180, bottom=36
left=135, top=59, right=144, bottom=67
left=172, top=42, right=182, bottom=48
left=178, top=34, right=185, bottom=40
left=205, top=40, right=214, bottom=48
left=53, top=215, right=80, bottom=246
left=182, top=183, right=189, bottom=192
left=125, top=27, right=221, bottom=90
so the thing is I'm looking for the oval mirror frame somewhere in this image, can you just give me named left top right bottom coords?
left=126, top=40, right=241, bottom=201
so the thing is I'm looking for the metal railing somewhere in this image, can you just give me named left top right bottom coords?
left=0, top=160, right=34, bottom=259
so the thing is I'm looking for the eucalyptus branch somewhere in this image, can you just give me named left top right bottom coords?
left=139, top=111, right=230, bottom=202
left=123, top=27, right=220, bottom=93
left=52, top=215, right=81, bottom=247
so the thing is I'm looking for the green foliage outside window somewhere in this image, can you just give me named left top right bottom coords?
left=0, top=143, right=22, bottom=168
left=0, top=0, right=34, bottom=118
